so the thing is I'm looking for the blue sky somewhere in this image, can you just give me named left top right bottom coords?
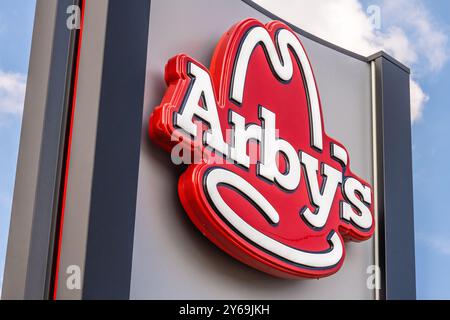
left=0, top=0, right=449, bottom=299
left=364, top=0, right=450, bottom=299
left=0, top=0, right=35, bottom=295
left=412, top=24, right=450, bottom=298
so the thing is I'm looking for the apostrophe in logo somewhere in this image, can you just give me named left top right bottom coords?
left=149, top=19, right=375, bottom=278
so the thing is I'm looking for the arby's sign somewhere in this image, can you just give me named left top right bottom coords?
left=149, top=19, right=375, bottom=279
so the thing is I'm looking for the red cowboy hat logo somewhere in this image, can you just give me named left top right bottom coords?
left=149, top=18, right=375, bottom=278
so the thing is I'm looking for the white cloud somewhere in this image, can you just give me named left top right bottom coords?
left=374, top=26, right=417, bottom=66
left=253, top=0, right=449, bottom=123
left=380, top=0, right=449, bottom=73
left=417, top=233, right=450, bottom=256
left=410, top=79, right=429, bottom=122
left=0, top=70, right=26, bottom=123
left=255, top=0, right=377, bottom=54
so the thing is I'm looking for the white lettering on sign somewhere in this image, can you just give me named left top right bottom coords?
left=174, top=61, right=372, bottom=232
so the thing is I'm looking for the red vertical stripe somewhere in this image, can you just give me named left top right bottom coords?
left=51, top=0, right=85, bottom=300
